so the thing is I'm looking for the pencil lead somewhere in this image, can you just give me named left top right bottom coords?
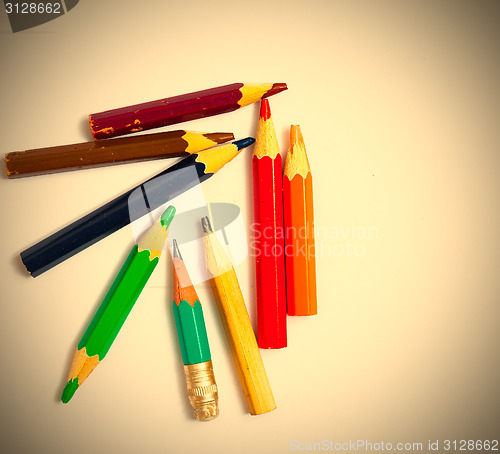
left=260, top=99, right=271, bottom=121
left=233, top=137, right=255, bottom=151
left=61, top=379, right=79, bottom=404
left=160, top=206, right=176, bottom=228
left=172, top=239, right=182, bottom=260
left=201, top=216, right=213, bottom=235
left=262, top=83, right=288, bottom=98
left=290, top=124, right=302, bottom=147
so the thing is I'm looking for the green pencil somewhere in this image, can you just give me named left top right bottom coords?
left=61, top=206, right=176, bottom=403
left=172, top=239, right=218, bottom=421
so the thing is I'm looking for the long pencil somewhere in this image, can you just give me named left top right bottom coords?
left=20, top=137, right=255, bottom=277
left=89, top=83, right=287, bottom=139
left=61, top=206, right=175, bottom=403
left=202, top=217, right=276, bottom=415
left=5, top=130, right=234, bottom=178
left=283, top=125, right=317, bottom=316
left=252, top=99, right=287, bottom=349
left=172, top=239, right=218, bottom=421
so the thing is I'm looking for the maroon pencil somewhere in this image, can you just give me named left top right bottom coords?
left=89, top=82, right=287, bottom=140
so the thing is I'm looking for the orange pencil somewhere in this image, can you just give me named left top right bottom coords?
left=252, top=99, right=287, bottom=348
left=283, top=125, right=317, bottom=316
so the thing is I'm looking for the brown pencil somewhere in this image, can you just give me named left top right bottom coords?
left=5, top=130, right=234, bottom=178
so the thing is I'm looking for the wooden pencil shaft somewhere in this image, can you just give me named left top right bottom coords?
left=173, top=253, right=212, bottom=365
left=283, top=125, right=317, bottom=316
left=252, top=99, right=287, bottom=349
left=81, top=210, right=172, bottom=358
left=204, top=229, right=276, bottom=415
left=89, top=82, right=287, bottom=139
left=173, top=300, right=211, bottom=365
left=284, top=174, right=317, bottom=315
left=252, top=155, right=287, bottom=348
left=80, top=245, right=159, bottom=358
left=20, top=155, right=201, bottom=277
left=61, top=208, right=173, bottom=403
left=172, top=240, right=219, bottom=420
left=20, top=138, right=251, bottom=277
left=5, top=131, right=234, bottom=178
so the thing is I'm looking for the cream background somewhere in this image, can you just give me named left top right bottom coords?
left=1, top=1, right=499, bottom=453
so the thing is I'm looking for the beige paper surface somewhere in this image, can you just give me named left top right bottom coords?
left=1, top=1, right=499, bottom=453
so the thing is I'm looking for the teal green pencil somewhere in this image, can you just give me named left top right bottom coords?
left=61, top=206, right=176, bottom=403
left=172, top=239, right=218, bottom=421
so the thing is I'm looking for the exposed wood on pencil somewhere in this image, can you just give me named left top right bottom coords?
left=172, top=240, right=199, bottom=308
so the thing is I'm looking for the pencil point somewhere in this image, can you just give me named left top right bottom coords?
left=61, top=379, right=79, bottom=403
left=233, top=137, right=255, bottom=151
left=172, top=239, right=182, bottom=260
left=260, top=99, right=271, bottom=121
left=262, top=83, right=288, bottom=98
left=201, top=216, right=213, bottom=234
left=160, top=206, right=176, bottom=228
left=290, top=124, right=301, bottom=146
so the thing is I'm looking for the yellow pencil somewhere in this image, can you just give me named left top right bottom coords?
left=202, top=216, right=276, bottom=415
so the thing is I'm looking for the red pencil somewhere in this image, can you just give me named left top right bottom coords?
left=252, top=99, right=287, bottom=349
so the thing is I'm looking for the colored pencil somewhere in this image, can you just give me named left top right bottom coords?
left=89, top=83, right=288, bottom=139
left=252, top=99, right=287, bottom=349
left=283, top=125, right=317, bottom=316
left=172, top=239, right=218, bottom=421
left=20, top=137, right=255, bottom=277
left=202, top=217, right=276, bottom=415
left=5, top=130, right=234, bottom=178
left=61, top=206, right=175, bottom=403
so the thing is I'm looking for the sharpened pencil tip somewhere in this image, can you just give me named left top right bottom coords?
left=61, top=379, right=79, bottom=403
left=233, top=137, right=255, bottom=151
left=160, top=206, right=176, bottom=228
left=172, top=239, right=182, bottom=260
left=260, top=99, right=271, bottom=121
left=201, top=216, right=213, bottom=234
